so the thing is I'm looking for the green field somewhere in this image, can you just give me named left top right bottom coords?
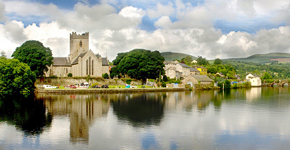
left=161, top=52, right=197, bottom=61
left=225, top=52, right=290, bottom=64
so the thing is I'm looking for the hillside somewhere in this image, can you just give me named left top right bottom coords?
left=161, top=52, right=197, bottom=61
left=227, top=52, right=290, bottom=64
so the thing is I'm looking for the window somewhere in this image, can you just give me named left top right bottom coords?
left=79, top=40, right=82, bottom=47
left=89, top=57, right=91, bottom=75
left=86, top=60, right=88, bottom=75
left=92, top=60, right=94, bottom=75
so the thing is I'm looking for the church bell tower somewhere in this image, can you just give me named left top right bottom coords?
left=69, top=32, right=89, bottom=61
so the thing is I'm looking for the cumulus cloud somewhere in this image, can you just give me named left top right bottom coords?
left=0, top=0, right=6, bottom=22
left=1, top=0, right=290, bottom=61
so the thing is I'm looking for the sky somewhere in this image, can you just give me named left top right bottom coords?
left=1, top=0, right=290, bottom=61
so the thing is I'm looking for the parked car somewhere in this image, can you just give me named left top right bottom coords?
left=70, top=85, right=77, bottom=88
left=101, top=85, right=109, bottom=88
left=92, top=85, right=101, bottom=88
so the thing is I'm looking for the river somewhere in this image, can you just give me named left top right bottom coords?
left=1, top=87, right=290, bottom=149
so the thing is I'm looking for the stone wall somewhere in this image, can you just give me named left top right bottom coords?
left=36, top=78, right=142, bottom=86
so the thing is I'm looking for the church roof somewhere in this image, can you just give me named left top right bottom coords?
left=102, top=58, right=109, bottom=66
left=71, top=52, right=87, bottom=65
left=53, top=57, right=71, bottom=66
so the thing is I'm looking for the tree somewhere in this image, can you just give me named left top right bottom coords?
left=181, top=56, right=193, bottom=65
left=197, top=56, right=209, bottom=65
left=0, top=59, right=36, bottom=93
left=67, top=73, right=72, bottom=77
left=102, top=73, right=109, bottom=79
left=214, top=58, right=222, bottom=65
left=261, top=72, right=272, bottom=80
left=114, top=49, right=165, bottom=80
left=12, top=40, right=53, bottom=77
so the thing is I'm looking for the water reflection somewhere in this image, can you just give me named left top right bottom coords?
left=111, top=93, right=165, bottom=127
left=0, top=94, right=52, bottom=135
left=38, top=94, right=110, bottom=144
left=2, top=88, right=290, bottom=149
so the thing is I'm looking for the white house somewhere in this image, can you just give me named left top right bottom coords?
left=246, top=73, right=262, bottom=87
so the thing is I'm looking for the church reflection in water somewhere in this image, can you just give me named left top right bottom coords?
left=37, top=94, right=110, bottom=144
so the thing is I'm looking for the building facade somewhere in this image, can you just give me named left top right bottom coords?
left=46, top=32, right=110, bottom=77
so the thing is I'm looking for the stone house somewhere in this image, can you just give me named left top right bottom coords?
left=190, top=68, right=200, bottom=75
left=182, top=74, right=213, bottom=87
left=46, top=32, right=110, bottom=77
left=164, top=61, right=190, bottom=78
left=197, top=66, right=207, bottom=75
left=246, top=73, right=261, bottom=87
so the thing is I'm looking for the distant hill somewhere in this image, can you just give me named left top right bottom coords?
left=227, top=52, right=290, bottom=64
left=161, top=52, right=197, bottom=61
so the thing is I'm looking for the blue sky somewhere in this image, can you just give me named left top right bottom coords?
left=1, top=0, right=290, bottom=60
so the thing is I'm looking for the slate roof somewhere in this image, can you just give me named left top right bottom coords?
left=53, top=57, right=71, bottom=66
left=190, top=75, right=213, bottom=82
left=178, top=63, right=190, bottom=68
left=71, top=52, right=87, bottom=65
left=190, top=68, right=199, bottom=72
left=164, top=61, right=179, bottom=65
left=102, top=58, right=109, bottom=66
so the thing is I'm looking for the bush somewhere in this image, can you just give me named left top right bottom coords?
left=126, top=79, right=132, bottom=84
left=67, top=73, right=72, bottom=77
left=102, top=73, right=109, bottom=79
left=185, top=84, right=191, bottom=88
left=110, top=73, right=118, bottom=79
left=243, top=82, right=251, bottom=88
left=224, top=80, right=231, bottom=89
left=161, top=81, right=166, bottom=87
left=266, top=79, right=274, bottom=83
left=163, top=75, right=168, bottom=82
left=91, top=82, right=99, bottom=87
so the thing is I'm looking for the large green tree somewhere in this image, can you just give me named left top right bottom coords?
left=0, top=59, right=36, bottom=93
left=197, top=56, right=209, bottom=65
left=12, top=40, right=53, bottom=77
left=113, top=49, right=165, bottom=80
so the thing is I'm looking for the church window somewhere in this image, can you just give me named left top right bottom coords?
left=92, top=60, right=94, bottom=75
left=89, top=57, right=91, bottom=75
left=80, top=40, right=82, bottom=47
left=86, top=60, right=88, bottom=75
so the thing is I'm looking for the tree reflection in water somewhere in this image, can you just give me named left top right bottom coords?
left=111, top=93, right=166, bottom=127
left=0, top=94, right=52, bottom=135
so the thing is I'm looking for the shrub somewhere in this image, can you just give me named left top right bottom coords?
left=185, top=84, right=191, bottom=88
left=102, top=73, right=109, bottom=79
left=224, top=80, right=231, bottom=89
left=163, top=75, right=168, bottom=82
left=243, top=82, right=251, bottom=88
left=126, top=79, right=132, bottom=84
left=110, top=73, right=118, bottom=79
left=67, top=73, right=72, bottom=77
left=161, top=81, right=166, bottom=87
left=91, top=82, right=99, bottom=87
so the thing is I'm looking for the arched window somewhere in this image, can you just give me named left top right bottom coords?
left=79, top=40, right=82, bottom=47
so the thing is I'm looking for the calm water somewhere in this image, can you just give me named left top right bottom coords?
left=1, top=87, right=290, bottom=149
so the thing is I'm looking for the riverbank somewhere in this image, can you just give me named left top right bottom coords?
left=37, top=87, right=188, bottom=93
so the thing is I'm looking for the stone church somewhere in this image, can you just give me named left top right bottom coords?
left=46, top=32, right=110, bottom=77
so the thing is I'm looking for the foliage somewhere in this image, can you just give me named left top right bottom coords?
left=86, top=75, right=91, bottom=82
left=197, top=56, right=209, bottom=65
left=114, top=49, right=165, bottom=80
left=126, top=79, right=132, bottom=84
left=261, top=72, right=272, bottom=80
left=102, top=73, right=109, bottom=79
left=0, top=59, right=36, bottom=93
left=161, top=81, right=166, bottom=87
left=110, top=72, right=118, bottom=79
left=67, top=73, right=72, bottom=77
left=181, top=56, right=193, bottom=65
left=91, top=82, right=99, bottom=87
left=243, top=82, right=251, bottom=88
left=214, top=58, right=222, bottom=65
left=12, top=40, right=53, bottom=77
left=224, top=80, right=231, bottom=89
left=162, top=75, right=168, bottom=82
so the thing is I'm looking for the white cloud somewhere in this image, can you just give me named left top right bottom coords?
left=147, top=2, right=175, bottom=19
